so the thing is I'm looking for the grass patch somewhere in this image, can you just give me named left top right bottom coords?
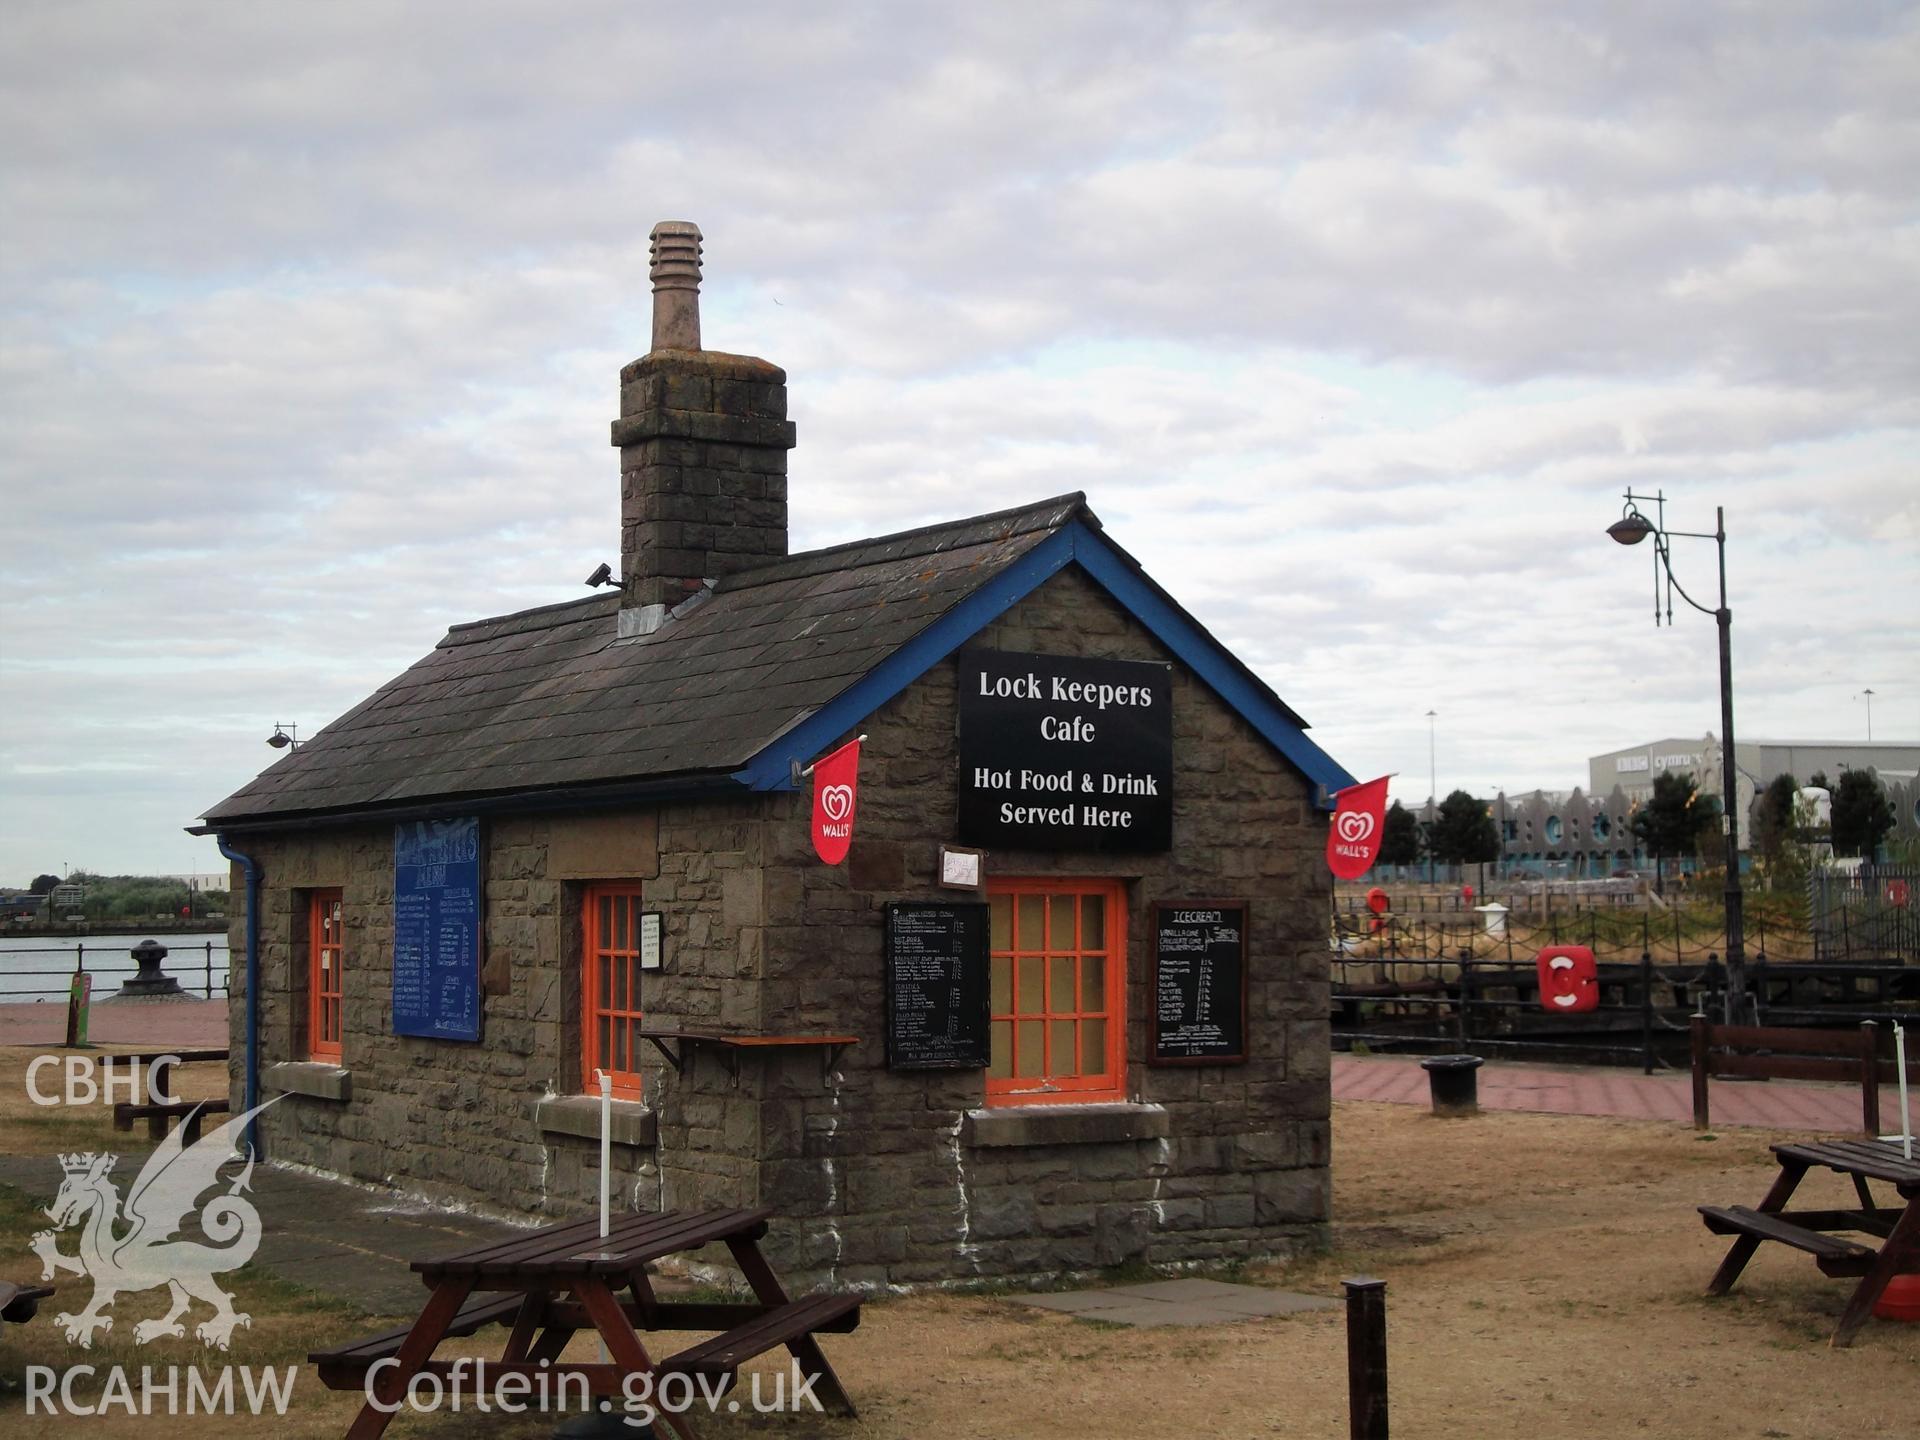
left=0, top=1178, right=390, bottom=1414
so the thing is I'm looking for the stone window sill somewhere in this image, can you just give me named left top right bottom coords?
left=535, top=1095, right=657, bottom=1149
left=264, top=1061, right=352, bottom=1103
left=963, top=1102, right=1170, bottom=1149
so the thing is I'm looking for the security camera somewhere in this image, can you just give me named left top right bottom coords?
left=584, top=562, right=614, bottom=588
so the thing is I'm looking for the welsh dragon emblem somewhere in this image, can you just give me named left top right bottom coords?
left=29, top=1100, right=279, bottom=1349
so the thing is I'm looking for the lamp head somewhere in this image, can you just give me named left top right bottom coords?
left=1607, top=511, right=1654, bottom=546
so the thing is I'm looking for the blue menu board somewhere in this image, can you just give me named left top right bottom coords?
left=392, top=817, right=483, bottom=1042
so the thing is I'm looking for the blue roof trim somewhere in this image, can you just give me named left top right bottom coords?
left=733, top=520, right=1357, bottom=807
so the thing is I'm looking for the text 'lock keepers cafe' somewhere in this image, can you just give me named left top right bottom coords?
left=192, top=221, right=1360, bottom=1290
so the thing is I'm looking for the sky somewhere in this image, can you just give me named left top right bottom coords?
left=2, top=1, right=1917, bottom=879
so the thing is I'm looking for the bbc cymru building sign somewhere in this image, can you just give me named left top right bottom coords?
left=957, top=648, right=1172, bottom=851
left=1617, top=752, right=1700, bottom=774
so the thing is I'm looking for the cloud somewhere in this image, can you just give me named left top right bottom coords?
left=2, top=1, right=1917, bottom=873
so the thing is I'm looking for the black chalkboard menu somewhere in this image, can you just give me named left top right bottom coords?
left=392, top=817, right=484, bottom=1042
left=885, top=901, right=991, bottom=1070
left=1150, top=900, right=1248, bottom=1065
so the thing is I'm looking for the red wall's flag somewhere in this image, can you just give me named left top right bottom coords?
left=1327, top=775, right=1391, bottom=880
left=810, top=737, right=863, bottom=865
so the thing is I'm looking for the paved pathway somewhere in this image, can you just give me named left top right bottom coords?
left=0, top=1150, right=519, bottom=1314
left=0, top=998, right=227, bottom=1048
left=1334, top=1053, right=1871, bottom=1132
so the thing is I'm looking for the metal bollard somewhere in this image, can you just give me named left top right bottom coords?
left=1344, top=1276, right=1389, bottom=1439
left=1419, top=1053, right=1484, bottom=1116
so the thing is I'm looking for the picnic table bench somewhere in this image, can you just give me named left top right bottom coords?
left=104, top=1048, right=231, bottom=1143
left=1701, top=1137, right=1920, bottom=1346
left=1690, top=1017, right=1915, bottom=1134
left=310, top=1205, right=859, bottom=1440
left=1, top=1280, right=57, bottom=1330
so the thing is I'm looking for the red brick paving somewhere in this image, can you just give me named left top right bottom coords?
left=0, top=1002, right=1885, bottom=1136
left=1334, top=1053, right=1875, bottom=1133
left=0, top=998, right=227, bottom=1048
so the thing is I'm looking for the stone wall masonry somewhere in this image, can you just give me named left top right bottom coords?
left=221, top=562, right=1333, bottom=1288
left=616, top=350, right=794, bottom=609
left=739, top=563, right=1332, bottom=1288
left=230, top=812, right=683, bottom=1219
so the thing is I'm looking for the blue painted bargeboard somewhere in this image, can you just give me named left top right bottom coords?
left=392, top=817, right=483, bottom=1042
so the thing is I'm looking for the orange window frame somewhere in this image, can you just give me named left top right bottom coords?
left=308, top=889, right=344, bottom=1062
left=986, top=877, right=1127, bottom=1106
left=581, top=883, right=647, bottom=1099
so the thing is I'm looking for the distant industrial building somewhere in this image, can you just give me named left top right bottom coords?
left=1589, top=736, right=1920, bottom=850
left=0, top=891, right=49, bottom=920
left=1410, top=736, right=1920, bottom=881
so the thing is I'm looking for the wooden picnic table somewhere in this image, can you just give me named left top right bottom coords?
left=1700, top=1137, right=1920, bottom=1346
left=2, top=1280, right=57, bottom=1329
left=310, top=1206, right=859, bottom=1440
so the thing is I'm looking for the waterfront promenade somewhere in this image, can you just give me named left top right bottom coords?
left=0, top=999, right=1875, bottom=1134
left=0, top=996, right=227, bottom=1047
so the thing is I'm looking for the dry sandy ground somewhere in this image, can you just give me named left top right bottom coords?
left=1, top=1041, right=1914, bottom=1438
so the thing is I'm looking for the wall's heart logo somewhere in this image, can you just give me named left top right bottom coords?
left=820, top=783, right=854, bottom=823
left=1336, top=810, right=1376, bottom=845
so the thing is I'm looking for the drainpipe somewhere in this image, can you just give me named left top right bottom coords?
left=215, top=835, right=264, bottom=1159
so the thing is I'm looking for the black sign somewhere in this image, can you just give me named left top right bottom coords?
left=1151, top=901, right=1248, bottom=1065
left=885, top=902, right=991, bottom=1070
left=957, top=648, right=1172, bottom=851
left=392, top=817, right=484, bottom=1042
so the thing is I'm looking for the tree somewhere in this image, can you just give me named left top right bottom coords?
left=28, top=873, right=61, bottom=894
left=1377, top=800, right=1422, bottom=871
left=1830, top=768, right=1895, bottom=859
left=1751, top=773, right=1798, bottom=869
left=1430, top=789, right=1501, bottom=868
left=1630, top=771, right=1716, bottom=893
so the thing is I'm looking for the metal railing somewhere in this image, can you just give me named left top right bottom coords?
left=1332, top=951, right=1920, bottom=1073
left=1810, top=864, right=1920, bottom=962
left=0, top=943, right=231, bottom=1002
left=1332, top=905, right=1825, bottom=966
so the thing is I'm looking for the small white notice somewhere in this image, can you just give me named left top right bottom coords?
left=939, top=845, right=984, bottom=889
left=640, top=911, right=663, bottom=970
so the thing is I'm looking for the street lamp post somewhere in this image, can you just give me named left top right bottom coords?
left=1607, top=490, right=1749, bottom=1024
left=1857, top=687, right=1876, bottom=742
left=1426, top=709, right=1438, bottom=886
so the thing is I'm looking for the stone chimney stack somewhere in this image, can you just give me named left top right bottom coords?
left=613, top=221, right=794, bottom=632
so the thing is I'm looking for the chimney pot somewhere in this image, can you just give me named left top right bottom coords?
left=649, top=220, right=702, bottom=351
left=615, top=225, right=794, bottom=620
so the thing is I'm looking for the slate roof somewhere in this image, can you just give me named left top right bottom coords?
left=197, top=494, right=1093, bottom=828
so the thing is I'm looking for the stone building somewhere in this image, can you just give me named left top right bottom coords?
left=1588, top=735, right=1920, bottom=865
left=1492, top=786, right=1642, bottom=878
left=193, top=223, right=1355, bottom=1289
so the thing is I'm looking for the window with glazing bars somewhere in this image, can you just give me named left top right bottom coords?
left=582, top=883, right=646, bottom=1098
left=308, top=889, right=344, bottom=1062
left=986, top=878, right=1126, bottom=1105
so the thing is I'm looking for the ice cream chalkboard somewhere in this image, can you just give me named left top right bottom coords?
left=885, top=902, right=991, bottom=1069
left=1151, top=901, right=1248, bottom=1065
